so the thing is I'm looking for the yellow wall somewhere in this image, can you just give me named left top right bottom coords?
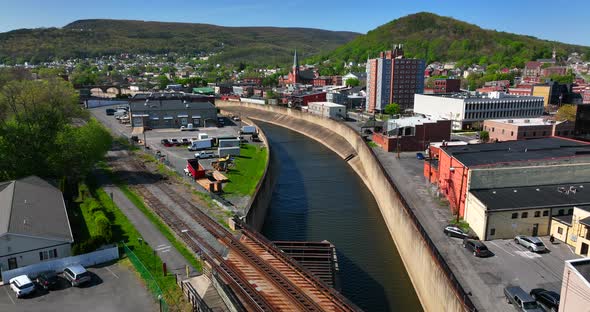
left=487, top=208, right=551, bottom=240
left=464, top=192, right=487, bottom=240
left=572, top=207, right=590, bottom=257
left=550, top=219, right=570, bottom=244
left=532, top=85, right=551, bottom=107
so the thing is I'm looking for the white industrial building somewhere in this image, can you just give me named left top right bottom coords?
left=414, top=92, right=545, bottom=130
left=308, top=102, right=347, bottom=119
left=0, top=176, right=74, bottom=274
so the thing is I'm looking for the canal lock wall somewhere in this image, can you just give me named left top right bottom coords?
left=217, top=101, right=472, bottom=312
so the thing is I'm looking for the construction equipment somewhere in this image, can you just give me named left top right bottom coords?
left=212, top=155, right=232, bottom=172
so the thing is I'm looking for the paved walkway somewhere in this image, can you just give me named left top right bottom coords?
left=102, top=183, right=198, bottom=277
left=373, top=148, right=576, bottom=312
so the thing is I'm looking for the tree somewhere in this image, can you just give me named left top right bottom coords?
left=157, top=75, right=171, bottom=90
left=556, top=104, right=577, bottom=122
left=479, top=130, right=489, bottom=142
left=345, top=78, right=360, bottom=87
left=384, top=103, right=400, bottom=115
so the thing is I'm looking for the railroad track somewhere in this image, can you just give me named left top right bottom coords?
left=111, top=152, right=360, bottom=311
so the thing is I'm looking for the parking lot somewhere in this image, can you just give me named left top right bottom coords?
left=374, top=149, right=580, bottom=311
left=0, top=262, right=156, bottom=312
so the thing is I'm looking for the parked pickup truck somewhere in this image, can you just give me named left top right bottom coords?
left=504, top=286, right=544, bottom=312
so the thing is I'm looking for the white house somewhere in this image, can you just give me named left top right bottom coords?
left=0, top=176, right=74, bottom=273
left=308, top=102, right=347, bottom=119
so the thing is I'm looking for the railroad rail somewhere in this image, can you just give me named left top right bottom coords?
left=112, top=152, right=361, bottom=311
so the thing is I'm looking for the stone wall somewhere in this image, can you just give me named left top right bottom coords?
left=216, top=101, right=473, bottom=312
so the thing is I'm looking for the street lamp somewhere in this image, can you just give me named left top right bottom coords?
left=158, top=294, right=162, bottom=312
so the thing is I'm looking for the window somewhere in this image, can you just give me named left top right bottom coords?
left=512, top=213, right=518, bottom=219
left=542, top=131, right=546, bottom=136
left=543, top=210, right=549, bottom=216
left=511, top=131, right=514, bottom=136
left=39, top=249, right=58, bottom=261
left=521, top=212, right=528, bottom=218
left=558, top=209, right=564, bottom=216
left=534, top=211, right=540, bottom=217
left=490, top=228, right=496, bottom=236
left=564, top=131, right=569, bottom=136
left=558, top=227, right=563, bottom=235
left=568, top=208, right=573, bottom=215
left=523, top=132, right=527, bottom=137
left=532, top=131, right=536, bottom=136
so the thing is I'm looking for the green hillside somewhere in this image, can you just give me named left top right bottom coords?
left=310, top=12, right=590, bottom=67
left=0, top=19, right=359, bottom=65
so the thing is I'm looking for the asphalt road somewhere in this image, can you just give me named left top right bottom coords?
left=373, top=148, right=579, bottom=312
left=0, top=263, right=156, bottom=312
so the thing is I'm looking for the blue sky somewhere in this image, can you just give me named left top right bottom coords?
left=2, top=0, right=590, bottom=46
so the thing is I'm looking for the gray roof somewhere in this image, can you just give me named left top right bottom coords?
left=471, top=182, right=590, bottom=211
left=443, top=137, right=590, bottom=167
left=129, top=100, right=215, bottom=112
left=0, top=176, right=73, bottom=242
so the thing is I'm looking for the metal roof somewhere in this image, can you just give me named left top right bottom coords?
left=443, top=137, right=590, bottom=167
left=470, top=182, right=590, bottom=211
left=0, top=176, right=73, bottom=242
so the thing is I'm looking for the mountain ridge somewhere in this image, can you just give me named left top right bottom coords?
left=311, top=12, right=590, bottom=67
left=0, top=19, right=359, bottom=65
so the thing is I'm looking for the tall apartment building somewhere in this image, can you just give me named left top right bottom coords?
left=366, top=45, right=425, bottom=113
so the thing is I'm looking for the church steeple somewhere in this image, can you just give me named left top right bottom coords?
left=293, top=49, right=299, bottom=68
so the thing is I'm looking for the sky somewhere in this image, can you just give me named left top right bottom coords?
left=1, top=0, right=590, bottom=46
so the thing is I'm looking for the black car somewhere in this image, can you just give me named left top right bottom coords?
left=443, top=225, right=470, bottom=239
left=463, top=238, right=493, bottom=257
left=35, top=271, right=59, bottom=290
left=105, top=108, right=116, bottom=115
left=170, top=138, right=181, bottom=146
left=530, top=288, right=560, bottom=312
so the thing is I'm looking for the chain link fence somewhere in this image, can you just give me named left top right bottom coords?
left=121, top=242, right=169, bottom=312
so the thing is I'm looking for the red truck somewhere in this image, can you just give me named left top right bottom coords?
left=184, top=159, right=206, bottom=179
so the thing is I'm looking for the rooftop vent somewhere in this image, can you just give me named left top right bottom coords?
left=524, top=119, right=530, bottom=123
left=508, top=119, right=514, bottom=123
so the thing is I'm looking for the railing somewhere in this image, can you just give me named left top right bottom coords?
left=121, top=242, right=169, bottom=312
left=180, top=279, right=214, bottom=312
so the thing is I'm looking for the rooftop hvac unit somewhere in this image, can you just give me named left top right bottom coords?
left=524, top=119, right=530, bottom=123
left=508, top=119, right=514, bottom=123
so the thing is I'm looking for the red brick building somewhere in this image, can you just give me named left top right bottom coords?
left=483, top=118, right=575, bottom=141
left=433, top=79, right=461, bottom=93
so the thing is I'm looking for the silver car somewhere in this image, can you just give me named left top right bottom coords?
left=514, top=236, right=546, bottom=252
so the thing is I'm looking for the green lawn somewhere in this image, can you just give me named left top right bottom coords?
left=222, top=144, right=268, bottom=196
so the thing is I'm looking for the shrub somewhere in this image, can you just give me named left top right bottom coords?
left=71, top=235, right=107, bottom=255
left=95, top=213, right=112, bottom=242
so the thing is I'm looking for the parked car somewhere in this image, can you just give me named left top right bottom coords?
left=195, top=151, right=215, bottom=159
left=530, top=288, right=560, bottom=312
left=181, top=138, right=190, bottom=145
left=232, top=116, right=241, bottom=121
left=504, top=286, right=544, bottom=312
left=35, top=271, right=60, bottom=290
left=105, top=108, right=116, bottom=115
left=463, top=238, right=493, bottom=257
left=161, top=139, right=173, bottom=147
left=170, top=138, right=181, bottom=146
left=514, top=236, right=546, bottom=252
left=443, top=225, right=470, bottom=239
left=9, top=275, right=35, bottom=298
left=63, top=265, right=92, bottom=287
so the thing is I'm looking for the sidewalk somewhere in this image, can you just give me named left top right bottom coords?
left=103, top=184, right=198, bottom=278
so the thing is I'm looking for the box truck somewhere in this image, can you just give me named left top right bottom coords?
left=219, top=139, right=241, bottom=148
left=239, top=126, right=257, bottom=135
left=218, top=146, right=241, bottom=157
left=188, top=139, right=212, bottom=151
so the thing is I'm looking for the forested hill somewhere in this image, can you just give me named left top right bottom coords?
left=0, top=19, right=359, bottom=65
left=310, top=12, right=590, bottom=68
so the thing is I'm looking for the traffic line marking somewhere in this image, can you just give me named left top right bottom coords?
left=106, top=266, right=119, bottom=279
left=489, top=241, right=515, bottom=256
left=4, top=286, right=15, bottom=304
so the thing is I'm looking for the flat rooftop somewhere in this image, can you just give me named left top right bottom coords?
left=485, top=118, right=563, bottom=126
left=308, top=101, right=346, bottom=108
left=470, top=183, right=590, bottom=211
left=443, top=137, right=590, bottom=167
left=568, top=258, right=590, bottom=284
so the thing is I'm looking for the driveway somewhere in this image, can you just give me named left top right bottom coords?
left=0, top=262, right=156, bottom=312
left=373, top=148, right=579, bottom=311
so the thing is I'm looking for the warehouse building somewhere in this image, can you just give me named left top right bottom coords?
left=424, top=137, right=590, bottom=240
left=129, top=93, right=217, bottom=129
left=307, top=102, right=347, bottom=119
left=483, top=118, right=575, bottom=141
left=414, top=92, right=545, bottom=130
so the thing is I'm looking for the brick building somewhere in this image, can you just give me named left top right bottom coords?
left=433, top=79, right=461, bottom=93
left=366, top=45, right=425, bottom=113
left=372, top=117, right=451, bottom=152
left=483, top=118, right=575, bottom=141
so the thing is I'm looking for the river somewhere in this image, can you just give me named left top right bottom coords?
left=258, top=122, right=422, bottom=312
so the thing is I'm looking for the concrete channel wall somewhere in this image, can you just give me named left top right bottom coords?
left=217, top=101, right=473, bottom=312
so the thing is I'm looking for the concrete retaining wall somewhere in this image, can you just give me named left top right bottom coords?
left=217, top=101, right=472, bottom=312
